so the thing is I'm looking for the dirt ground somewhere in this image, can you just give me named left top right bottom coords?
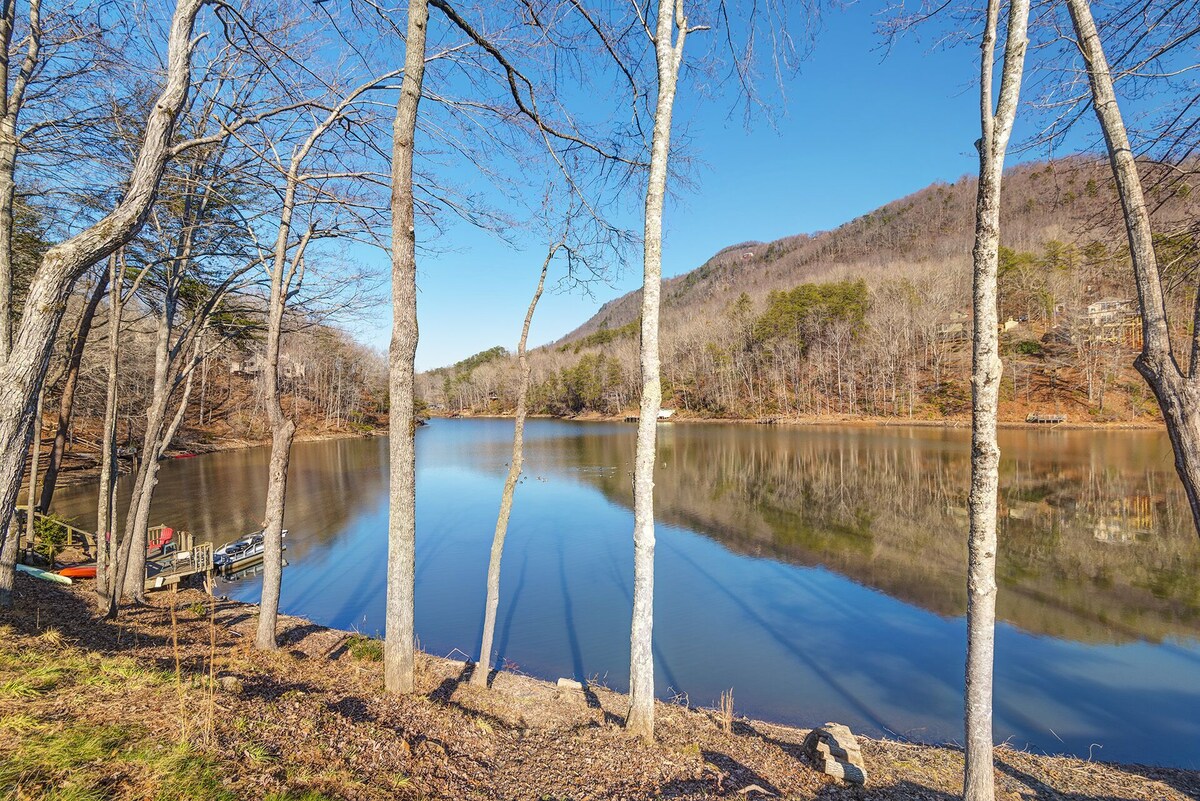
left=2, top=574, right=1196, bottom=800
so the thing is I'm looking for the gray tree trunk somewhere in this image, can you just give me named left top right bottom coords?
left=40, top=269, right=109, bottom=512
left=24, top=387, right=41, bottom=546
left=113, top=301, right=173, bottom=609
left=1063, top=0, right=1200, bottom=540
left=254, top=242, right=298, bottom=651
left=0, top=0, right=40, bottom=361
left=385, top=0, right=428, bottom=695
left=471, top=242, right=555, bottom=688
left=96, top=255, right=124, bottom=607
left=254, top=72, right=385, bottom=649
left=964, top=0, right=1029, bottom=798
left=627, top=0, right=688, bottom=742
left=0, top=0, right=206, bottom=606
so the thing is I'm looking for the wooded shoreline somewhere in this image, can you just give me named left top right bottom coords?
left=21, top=429, right=387, bottom=503
left=2, top=574, right=1197, bottom=800
left=432, top=410, right=1166, bottom=431
left=34, top=410, right=1161, bottom=510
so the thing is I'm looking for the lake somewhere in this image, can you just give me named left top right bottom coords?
left=48, top=419, right=1200, bottom=767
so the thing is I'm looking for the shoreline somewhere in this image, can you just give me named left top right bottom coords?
left=3, top=575, right=1197, bottom=799
left=26, top=427, right=386, bottom=499
left=433, top=410, right=1165, bottom=431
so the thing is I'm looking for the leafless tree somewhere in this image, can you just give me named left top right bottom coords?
left=252, top=72, right=398, bottom=650
left=38, top=268, right=109, bottom=512
left=1059, top=0, right=1200, bottom=538
left=384, top=0, right=428, bottom=695
left=627, top=0, right=699, bottom=741
left=964, top=0, right=1031, bottom=797
left=471, top=237, right=558, bottom=687
left=0, top=0, right=208, bottom=608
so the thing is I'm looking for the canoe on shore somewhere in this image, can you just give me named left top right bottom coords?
left=16, top=564, right=73, bottom=585
left=57, top=564, right=97, bottom=580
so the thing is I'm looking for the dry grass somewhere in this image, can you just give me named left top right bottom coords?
left=717, top=689, right=734, bottom=735
left=3, top=575, right=1198, bottom=800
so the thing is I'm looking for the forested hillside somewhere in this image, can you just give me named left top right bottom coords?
left=27, top=288, right=388, bottom=489
left=420, top=156, right=1200, bottom=422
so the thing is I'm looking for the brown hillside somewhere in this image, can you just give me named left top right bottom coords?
left=560, top=156, right=1194, bottom=345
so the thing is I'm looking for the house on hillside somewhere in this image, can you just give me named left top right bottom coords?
left=937, top=312, right=969, bottom=342
left=1087, top=298, right=1134, bottom=326
left=230, top=353, right=307, bottom=380
left=1084, top=298, right=1141, bottom=348
left=229, top=354, right=264, bottom=376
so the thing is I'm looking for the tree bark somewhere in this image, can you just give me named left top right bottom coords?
left=112, top=300, right=173, bottom=610
left=96, top=254, right=123, bottom=607
left=24, top=386, right=41, bottom=545
left=1063, top=0, right=1200, bottom=540
left=626, top=0, right=688, bottom=743
left=254, top=185, right=305, bottom=652
left=0, top=0, right=40, bottom=362
left=0, top=500, right=16, bottom=602
left=471, top=242, right=555, bottom=688
left=40, top=268, right=109, bottom=513
left=255, top=255, right=296, bottom=650
left=964, top=0, right=1029, bottom=798
left=0, top=0, right=206, bottom=596
left=385, top=0, right=428, bottom=695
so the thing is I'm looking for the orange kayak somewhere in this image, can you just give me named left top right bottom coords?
left=57, top=564, right=97, bottom=580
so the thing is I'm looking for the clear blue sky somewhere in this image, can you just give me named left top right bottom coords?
left=351, top=3, right=1053, bottom=371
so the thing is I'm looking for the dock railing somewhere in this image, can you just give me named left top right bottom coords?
left=144, top=539, right=213, bottom=591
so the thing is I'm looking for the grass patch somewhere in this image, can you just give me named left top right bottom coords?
left=0, top=710, right=242, bottom=800
left=0, top=663, right=67, bottom=697
left=142, top=742, right=238, bottom=801
left=0, top=722, right=132, bottom=789
left=346, top=634, right=383, bottom=662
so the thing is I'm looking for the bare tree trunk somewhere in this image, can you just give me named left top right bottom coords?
left=113, top=303, right=173, bottom=609
left=471, top=242, right=555, bottom=688
left=0, top=0, right=206, bottom=594
left=253, top=231, right=293, bottom=648
left=96, top=255, right=123, bottom=607
left=254, top=72, right=388, bottom=650
left=1064, top=0, right=1200, bottom=539
left=385, top=0, right=428, bottom=695
left=24, top=387, right=41, bottom=545
left=255, top=377, right=294, bottom=648
left=40, top=269, right=109, bottom=512
left=253, top=201, right=305, bottom=652
left=0, top=0, right=40, bottom=362
left=964, top=0, right=1029, bottom=797
left=627, top=0, right=689, bottom=743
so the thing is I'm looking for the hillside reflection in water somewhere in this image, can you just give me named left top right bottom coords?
left=48, top=421, right=1200, bottom=767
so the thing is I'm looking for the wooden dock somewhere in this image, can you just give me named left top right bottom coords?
left=144, top=534, right=213, bottom=591
left=1026, top=413, right=1066, bottom=424
left=23, top=513, right=212, bottom=592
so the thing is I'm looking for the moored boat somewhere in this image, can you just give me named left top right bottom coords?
left=212, top=529, right=287, bottom=573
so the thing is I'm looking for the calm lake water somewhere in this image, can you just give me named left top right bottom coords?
left=50, top=420, right=1200, bottom=767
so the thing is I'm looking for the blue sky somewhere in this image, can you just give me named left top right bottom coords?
left=352, top=3, right=1050, bottom=371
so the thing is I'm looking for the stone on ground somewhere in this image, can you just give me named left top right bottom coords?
left=801, top=722, right=867, bottom=786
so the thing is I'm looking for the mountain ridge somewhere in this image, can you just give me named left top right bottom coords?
left=546, top=155, right=1175, bottom=349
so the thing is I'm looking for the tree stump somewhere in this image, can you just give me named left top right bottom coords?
left=801, top=722, right=867, bottom=786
